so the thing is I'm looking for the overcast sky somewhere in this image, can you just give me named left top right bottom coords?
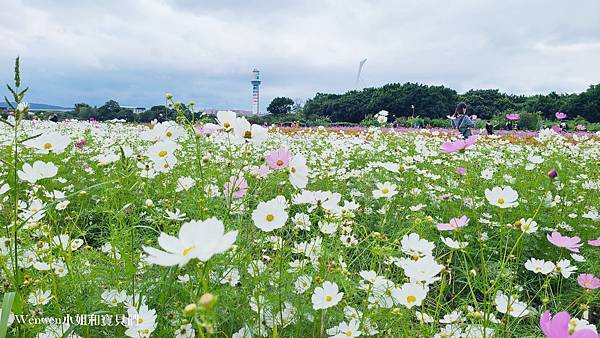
left=1, top=0, right=600, bottom=110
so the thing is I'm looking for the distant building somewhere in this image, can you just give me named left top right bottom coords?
left=122, top=106, right=147, bottom=114
left=251, top=69, right=261, bottom=115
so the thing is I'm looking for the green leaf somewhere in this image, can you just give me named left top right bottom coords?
left=61, top=324, right=78, bottom=338
left=0, top=292, right=15, bottom=338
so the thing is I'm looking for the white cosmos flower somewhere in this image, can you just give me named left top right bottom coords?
left=373, top=182, right=397, bottom=199
left=294, top=275, right=312, bottom=294
left=142, top=218, right=237, bottom=267
left=330, top=319, right=362, bottom=338
left=292, top=213, right=311, bottom=231
left=216, top=110, right=237, bottom=131
left=518, top=218, right=538, bottom=233
left=140, top=121, right=185, bottom=142
left=24, top=132, right=71, bottom=154
left=312, top=281, right=343, bottom=310
left=124, top=303, right=157, bottom=338
left=176, top=176, right=196, bottom=192
left=288, top=154, right=309, bottom=189
left=146, top=140, right=179, bottom=169
left=396, top=282, right=428, bottom=309
left=53, top=261, right=68, bottom=277
left=101, top=289, right=127, bottom=306
left=252, top=196, right=289, bottom=232
left=485, top=186, right=519, bottom=208
left=232, top=117, right=268, bottom=145
left=400, top=233, right=435, bottom=259
left=402, top=255, right=444, bottom=285
left=17, top=161, right=58, bottom=183
left=441, top=236, right=469, bottom=249
left=494, top=291, right=530, bottom=318
left=28, top=289, right=53, bottom=306
left=555, top=259, right=577, bottom=278
left=524, top=258, right=555, bottom=275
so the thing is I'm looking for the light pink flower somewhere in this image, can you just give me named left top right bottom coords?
left=576, top=124, right=586, bottom=131
left=555, top=111, right=567, bottom=120
left=254, top=164, right=270, bottom=178
left=577, top=274, right=600, bottom=290
left=455, top=167, right=466, bottom=175
left=194, top=125, right=215, bottom=135
left=440, top=135, right=478, bottom=153
left=552, top=125, right=563, bottom=133
left=265, top=148, right=292, bottom=170
left=547, top=231, right=583, bottom=253
left=588, top=237, right=600, bottom=247
left=224, top=176, right=248, bottom=199
left=437, top=215, right=469, bottom=231
left=506, top=113, right=521, bottom=120
left=540, top=311, right=598, bottom=338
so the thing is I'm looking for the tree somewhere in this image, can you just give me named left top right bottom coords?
left=98, top=100, right=121, bottom=120
left=267, top=97, right=294, bottom=115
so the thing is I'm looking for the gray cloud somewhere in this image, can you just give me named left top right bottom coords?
left=1, top=0, right=599, bottom=109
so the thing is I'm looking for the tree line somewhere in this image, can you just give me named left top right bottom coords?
left=299, top=83, right=600, bottom=123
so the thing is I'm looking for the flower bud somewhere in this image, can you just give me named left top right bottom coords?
left=548, top=169, right=558, bottom=179
left=198, top=293, right=216, bottom=310
left=183, top=303, right=197, bottom=317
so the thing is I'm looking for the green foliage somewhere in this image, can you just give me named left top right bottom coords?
left=302, top=82, right=600, bottom=124
left=518, top=111, right=543, bottom=130
left=267, top=97, right=295, bottom=115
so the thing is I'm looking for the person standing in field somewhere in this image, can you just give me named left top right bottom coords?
left=450, top=102, right=476, bottom=139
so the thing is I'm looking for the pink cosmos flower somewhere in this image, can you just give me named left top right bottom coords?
left=577, top=274, right=600, bottom=290
left=552, top=125, right=562, bottom=133
left=440, top=135, right=478, bottom=153
left=587, top=237, right=600, bottom=247
left=265, top=148, right=292, bottom=169
left=194, top=125, right=215, bottom=135
left=254, top=164, right=270, bottom=178
left=455, top=167, right=466, bottom=175
left=576, top=124, right=586, bottom=131
left=555, top=111, right=567, bottom=120
left=75, top=140, right=87, bottom=149
left=540, top=311, right=599, bottom=338
left=441, top=193, right=451, bottom=200
left=437, top=215, right=469, bottom=231
left=224, top=175, right=248, bottom=199
left=506, top=113, right=521, bottom=120
left=547, top=231, right=583, bottom=253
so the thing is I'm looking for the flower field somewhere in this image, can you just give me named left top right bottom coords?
left=1, top=96, right=600, bottom=336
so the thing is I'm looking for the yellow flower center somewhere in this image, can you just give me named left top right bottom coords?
left=290, top=167, right=296, bottom=173
left=381, top=188, right=389, bottom=194
left=138, top=318, right=144, bottom=324
left=182, top=246, right=194, bottom=256
left=158, top=150, right=168, bottom=157
left=497, top=198, right=505, bottom=205
left=346, top=331, right=353, bottom=336
left=266, top=214, right=274, bottom=222
left=43, top=143, right=53, bottom=149
left=325, top=295, right=332, bottom=302
left=166, top=131, right=173, bottom=137
left=112, top=299, right=117, bottom=303
left=244, top=131, right=252, bottom=138
left=276, top=160, right=284, bottom=166
left=223, top=122, right=231, bottom=128
left=39, top=297, right=45, bottom=303
left=407, top=295, right=417, bottom=303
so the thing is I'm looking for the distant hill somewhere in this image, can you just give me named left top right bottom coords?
left=0, top=102, right=72, bottom=110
